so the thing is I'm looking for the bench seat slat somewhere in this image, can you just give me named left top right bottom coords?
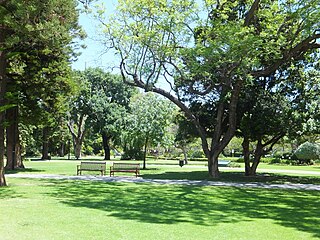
left=110, top=163, right=140, bottom=177
left=77, top=161, right=106, bottom=176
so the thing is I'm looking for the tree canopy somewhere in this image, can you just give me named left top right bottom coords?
left=99, top=0, right=320, bottom=177
left=0, top=0, right=84, bottom=185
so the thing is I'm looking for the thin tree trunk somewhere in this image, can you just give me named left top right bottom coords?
left=250, top=140, right=264, bottom=175
left=58, top=142, right=65, bottom=157
left=41, top=126, right=50, bottom=160
left=102, top=131, right=111, bottom=160
left=242, top=137, right=253, bottom=176
left=182, top=146, right=188, bottom=164
left=208, top=79, right=243, bottom=178
left=143, top=135, right=148, bottom=170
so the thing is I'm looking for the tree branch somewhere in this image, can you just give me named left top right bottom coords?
left=252, top=33, right=320, bottom=77
left=244, top=0, right=260, bottom=26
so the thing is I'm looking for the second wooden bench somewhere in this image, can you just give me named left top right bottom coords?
left=77, top=161, right=106, bottom=176
left=110, top=163, right=140, bottom=177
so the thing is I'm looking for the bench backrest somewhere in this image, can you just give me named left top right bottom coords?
left=112, top=163, right=140, bottom=170
left=80, top=161, right=106, bottom=170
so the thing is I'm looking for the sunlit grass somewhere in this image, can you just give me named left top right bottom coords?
left=1, top=177, right=319, bottom=240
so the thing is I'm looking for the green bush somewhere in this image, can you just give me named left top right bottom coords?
left=121, top=149, right=144, bottom=160
left=189, top=150, right=205, bottom=158
left=294, top=142, right=320, bottom=164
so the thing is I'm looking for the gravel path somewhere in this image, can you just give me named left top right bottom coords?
left=7, top=173, right=320, bottom=191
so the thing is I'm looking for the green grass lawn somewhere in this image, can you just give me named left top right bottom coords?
left=3, top=158, right=320, bottom=239
left=1, top=177, right=320, bottom=240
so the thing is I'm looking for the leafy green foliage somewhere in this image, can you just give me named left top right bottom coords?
left=68, top=68, right=136, bottom=159
left=121, top=92, right=176, bottom=159
left=294, top=142, right=320, bottom=162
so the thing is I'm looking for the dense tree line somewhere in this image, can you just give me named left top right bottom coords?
left=0, top=0, right=84, bottom=186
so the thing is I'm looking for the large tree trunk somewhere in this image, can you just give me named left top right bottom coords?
left=0, top=27, right=7, bottom=186
left=0, top=121, right=5, bottom=186
left=207, top=80, right=243, bottom=178
left=5, top=106, right=24, bottom=170
left=242, top=137, right=253, bottom=176
left=73, top=138, right=82, bottom=160
left=207, top=152, right=220, bottom=178
left=102, top=131, right=111, bottom=160
left=41, top=126, right=50, bottom=160
left=0, top=109, right=6, bottom=186
left=67, top=115, right=87, bottom=160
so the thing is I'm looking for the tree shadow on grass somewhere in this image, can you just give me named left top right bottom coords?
left=5, top=168, right=44, bottom=174
left=42, top=179, right=320, bottom=238
left=0, top=186, right=22, bottom=199
left=142, top=170, right=320, bottom=184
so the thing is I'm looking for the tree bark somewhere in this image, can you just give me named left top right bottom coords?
left=250, top=139, right=264, bottom=175
left=207, top=79, right=243, bottom=178
left=242, top=134, right=284, bottom=176
left=102, top=131, right=111, bottom=160
left=58, top=142, right=65, bottom=157
left=242, top=137, right=253, bottom=176
left=0, top=26, right=7, bottom=186
left=182, top=146, right=188, bottom=164
left=143, top=135, right=149, bottom=170
left=242, top=138, right=262, bottom=176
left=207, top=151, right=220, bottom=178
left=41, top=126, right=50, bottom=160
left=67, top=115, right=87, bottom=160
left=5, top=106, right=24, bottom=170
left=73, top=139, right=82, bottom=160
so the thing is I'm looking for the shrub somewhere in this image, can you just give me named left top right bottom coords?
left=294, top=142, right=320, bottom=164
left=189, top=150, right=205, bottom=158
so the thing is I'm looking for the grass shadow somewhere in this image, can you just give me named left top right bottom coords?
left=5, top=168, right=44, bottom=174
left=142, top=170, right=320, bottom=184
left=0, top=185, right=23, bottom=199
left=40, top=178, right=320, bottom=238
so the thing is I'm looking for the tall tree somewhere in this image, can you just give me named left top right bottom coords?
left=121, top=92, right=176, bottom=169
left=80, top=68, right=134, bottom=160
left=0, top=0, right=84, bottom=185
left=238, top=58, right=320, bottom=175
left=101, top=0, right=320, bottom=177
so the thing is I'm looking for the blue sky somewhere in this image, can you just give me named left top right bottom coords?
left=72, top=1, right=117, bottom=71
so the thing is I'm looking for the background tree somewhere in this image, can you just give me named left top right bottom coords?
left=101, top=0, right=320, bottom=177
left=120, top=92, right=176, bottom=169
left=67, top=68, right=134, bottom=160
left=82, top=68, right=134, bottom=160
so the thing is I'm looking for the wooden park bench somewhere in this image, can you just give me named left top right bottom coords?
left=110, top=163, right=140, bottom=177
left=77, top=161, right=106, bottom=176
